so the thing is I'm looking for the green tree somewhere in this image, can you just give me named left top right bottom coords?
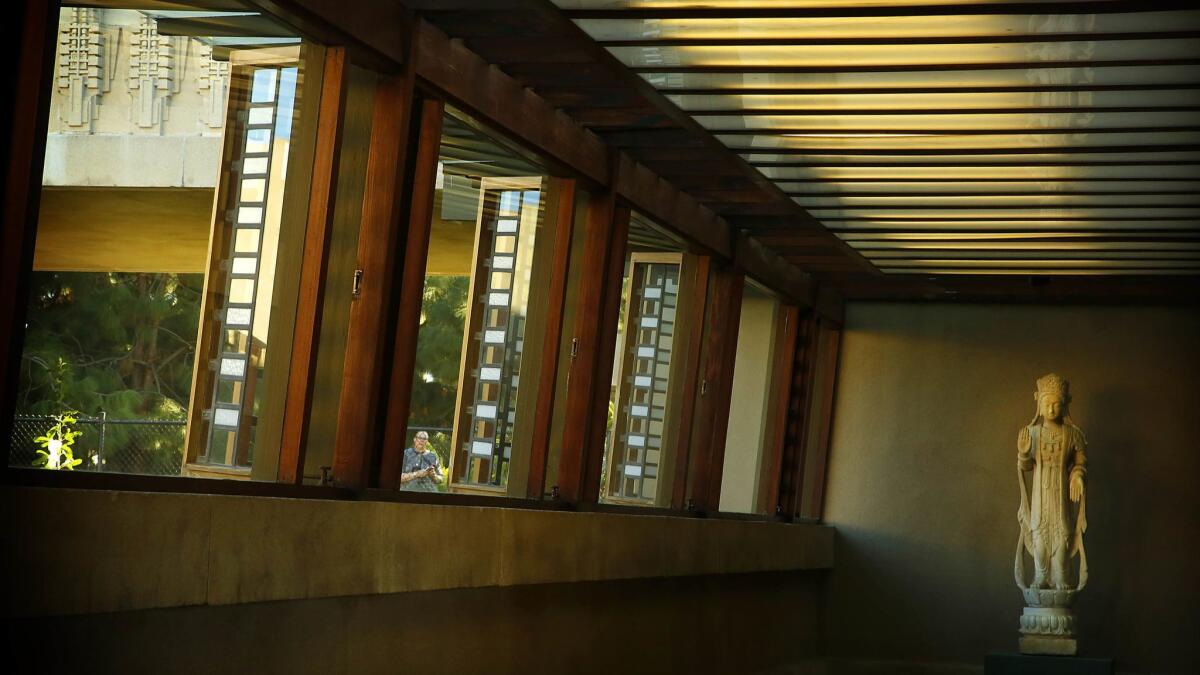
left=14, top=272, right=202, bottom=472
left=407, top=275, right=469, bottom=467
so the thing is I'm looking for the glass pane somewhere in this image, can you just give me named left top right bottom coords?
left=8, top=6, right=313, bottom=480
left=599, top=213, right=690, bottom=507
left=403, top=108, right=553, bottom=496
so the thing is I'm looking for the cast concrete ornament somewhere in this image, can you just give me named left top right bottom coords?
left=1014, top=373, right=1088, bottom=656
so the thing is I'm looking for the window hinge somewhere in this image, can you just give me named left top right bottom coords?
left=352, top=269, right=363, bottom=299
left=701, top=379, right=709, bottom=396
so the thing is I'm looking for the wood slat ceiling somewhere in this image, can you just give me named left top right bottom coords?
left=548, top=0, right=1200, bottom=280
left=407, top=0, right=877, bottom=280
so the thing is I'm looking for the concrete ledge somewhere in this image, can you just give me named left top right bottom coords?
left=2, top=487, right=833, bottom=617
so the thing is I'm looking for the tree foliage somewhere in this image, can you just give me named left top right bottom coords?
left=17, top=271, right=202, bottom=419
left=408, top=275, right=469, bottom=431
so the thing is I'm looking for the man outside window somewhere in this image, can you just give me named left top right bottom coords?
left=399, top=430, right=443, bottom=492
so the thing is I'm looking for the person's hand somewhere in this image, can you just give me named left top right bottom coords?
left=1069, top=472, right=1084, bottom=503
left=425, top=466, right=437, bottom=477
left=1017, top=427, right=1032, bottom=455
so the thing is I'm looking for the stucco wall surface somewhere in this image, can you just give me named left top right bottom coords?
left=3, top=487, right=832, bottom=619
left=7, top=571, right=826, bottom=675
left=822, top=303, right=1200, bottom=675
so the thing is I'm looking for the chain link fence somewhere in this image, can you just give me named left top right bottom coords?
left=10, top=414, right=185, bottom=476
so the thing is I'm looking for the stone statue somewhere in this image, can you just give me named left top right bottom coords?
left=1014, top=373, right=1088, bottom=655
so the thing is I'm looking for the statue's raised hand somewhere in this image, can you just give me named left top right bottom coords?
left=1017, top=426, right=1032, bottom=456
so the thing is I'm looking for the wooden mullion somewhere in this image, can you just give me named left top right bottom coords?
left=778, top=311, right=818, bottom=518
left=1, top=0, right=59, bottom=450
left=580, top=205, right=631, bottom=502
left=563, top=2, right=1175, bottom=19
left=686, top=265, right=745, bottom=513
left=375, top=98, right=446, bottom=490
left=276, top=47, right=349, bottom=484
left=554, top=186, right=620, bottom=503
left=329, top=63, right=422, bottom=489
left=667, top=254, right=712, bottom=510
left=525, top=177, right=578, bottom=498
left=802, top=322, right=843, bottom=520
left=757, top=304, right=800, bottom=516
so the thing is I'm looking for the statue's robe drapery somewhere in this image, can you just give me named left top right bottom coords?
left=1016, top=423, right=1088, bottom=590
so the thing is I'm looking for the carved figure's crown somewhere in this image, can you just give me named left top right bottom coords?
left=1035, top=373, right=1070, bottom=401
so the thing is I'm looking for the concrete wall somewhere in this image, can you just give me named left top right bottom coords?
left=823, top=303, right=1200, bottom=675
left=3, top=485, right=832, bottom=673
left=8, top=572, right=826, bottom=675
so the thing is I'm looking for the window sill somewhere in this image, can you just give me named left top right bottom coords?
left=3, top=484, right=833, bottom=618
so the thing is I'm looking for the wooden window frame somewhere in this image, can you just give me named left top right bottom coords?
left=1, top=2, right=842, bottom=523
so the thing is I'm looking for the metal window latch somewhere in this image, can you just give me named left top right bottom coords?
left=352, top=269, right=364, bottom=299
left=701, top=379, right=709, bottom=396
left=550, top=485, right=560, bottom=500
left=319, top=466, right=333, bottom=486
left=570, top=337, right=579, bottom=359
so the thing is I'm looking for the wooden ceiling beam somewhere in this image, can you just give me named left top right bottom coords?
left=564, top=2, right=1189, bottom=19
left=712, top=126, right=1200, bottom=135
left=599, top=31, right=1200, bottom=48
left=739, top=144, right=1200, bottom=156
left=631, top=59, right=1200, bottom=75
left=750, top=161, right=1200, bottom=168
left=663, top=84, right=1200, bottom=96
left=785, top=191, right=1200, bottom=197
left=243, top=0, right=410, bottom=70
left=688, top=106, right=1200, bottom=116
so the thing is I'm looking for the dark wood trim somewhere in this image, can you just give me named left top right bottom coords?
left=563, top=2, right=1183, bottom=19
left=0, top=0, right=59, bottom=462
left=688, top=266, right=745, bottom=513
left=411, top=19, right=608, bottom=186
left=374, top=98, right=445, bottom=490
left=805, top=204, right=1200, bottom=211
left=787, top=191, right=1200, bottom=198
left=668, top=254, right=712, bottom=510
left=734, top=232, right=814, bottom=305
left=757, top=304, right=800, bottom=516
left=819, top=217, right=1200, bottom=223
left=737, top=144, right=1200, bottom=156
left=600, top=31, right=1200, bottom=48
left=711, top=126, right=1200, bottom=136
left=243, top=0, right=410, bottom=71
left=524, top=177, right=578, bottom=499
left=665, top=84, right=1200, bottom=96
left=750, top=161, right=1200, bottom=168
left=276, top=47, right=349, bottom=484
left=612, top=153, right=734, bottom=257
left=770, top=177, right=1200, bottom=183
left=554, top=187, right=625, bottom=503
left=690, top=106, right=1200, bottom=116
left=800, top=321, right=843, bottom=520
left=329, top=68, right=421, bottom=489
left=630, top=60, right=1200, bottom=75
left=581, top=205, right=632, bottom=502
left=777, top=311, right=817, bottom=519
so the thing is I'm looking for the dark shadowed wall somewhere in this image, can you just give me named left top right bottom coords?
left=823, top=303, right=1200, bottom=675
left=8, top=572, right=825, bottom=675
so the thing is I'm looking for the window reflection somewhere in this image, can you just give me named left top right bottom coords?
left=403, top=109, right=559, bottom=496
left=9, top=6, right=312, bottom=480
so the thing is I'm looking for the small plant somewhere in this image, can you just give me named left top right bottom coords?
left=33, top=411, right=84, bottom=470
